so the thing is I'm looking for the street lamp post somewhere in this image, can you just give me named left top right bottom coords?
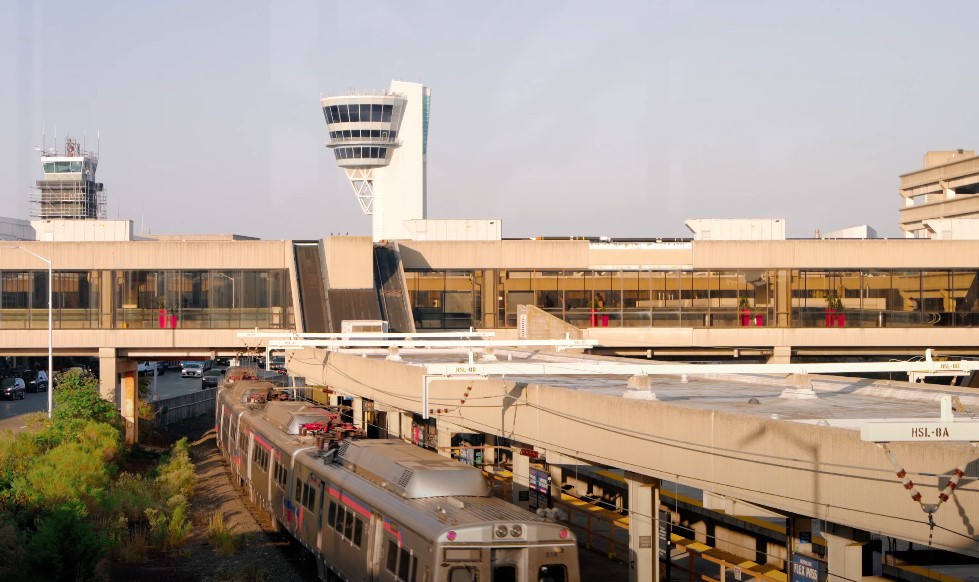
left=3, top=246, right=53, bottom=418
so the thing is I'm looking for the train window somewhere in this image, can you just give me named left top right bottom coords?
left=328, top=501, right=337, bottom=531
left=253, top=445, right=269, bottom=471
left=448, top=567, right=476, bottom=582
left=273, top=460, right=287, bottom=489
left=344, top=511, right=354, bottom=539
left=353, top=519, right=363, bottom=547
left=334, top=505, right=345, bottom=532
left=306, top=483, right=317, bottom=511
left=385, top=540, right=398, bottom=573
left=538, top=565, right=567, bottom=582
left=398, top=547, right=411, bottom=580
left=494, top=565, right=516, bottom=582
left=295, top=478, right=302, bottom=503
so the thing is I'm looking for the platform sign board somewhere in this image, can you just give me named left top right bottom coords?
left=528, top=467, right=550, bottom=510
left=792, top=554, right=825, bottom=582
left=861, top=421, right=979, bottom=443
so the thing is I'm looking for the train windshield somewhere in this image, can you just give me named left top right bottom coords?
left=449, top=567, right=477, bottom=581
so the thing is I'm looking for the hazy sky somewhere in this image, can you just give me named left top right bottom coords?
left=2, top=0, right=978, bottom=240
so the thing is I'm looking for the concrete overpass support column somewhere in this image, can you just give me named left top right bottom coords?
left=511, top=446, right=531, bottom=510
left=98, top=348, right=118, bottom=402
left=768, top=346, right=792, bottom=364
left=821, top=522, right=881, bottom=582
left=119, top=362, right=139, bottom=444
left=626, top=472, right=661, bottom=582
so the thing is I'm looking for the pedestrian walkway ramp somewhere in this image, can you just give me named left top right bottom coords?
left=293, top=241, right=330, bottom=333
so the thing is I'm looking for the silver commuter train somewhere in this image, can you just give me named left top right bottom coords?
left=215, top=372, right=580, bottom=582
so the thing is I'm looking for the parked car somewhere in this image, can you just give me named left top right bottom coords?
left=181, top=362, right=204, bottom=378
left=201, top=368, right=224, bottom=390
left=1, top=377, right=26, bottom=400
left=23, top=370, right=48, bottom=393
left=138, top=361, right=165, bottom=375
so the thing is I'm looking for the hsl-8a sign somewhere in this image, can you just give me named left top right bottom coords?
left=792, top=554, right=825, bottom=582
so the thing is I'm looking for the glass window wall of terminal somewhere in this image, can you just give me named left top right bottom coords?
left=115, top=269, right=292, bottom=329
left=0, top=268, right=292, bottom=330
left=404, top=268, right=979, bottom=330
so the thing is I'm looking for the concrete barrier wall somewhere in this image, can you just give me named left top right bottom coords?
left=150, top=389, right=215, bottom=426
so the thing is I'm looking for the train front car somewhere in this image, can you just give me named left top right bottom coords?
left=430, top=507, right=579, bottom=582
left=300, top=439, right=580, bottom=582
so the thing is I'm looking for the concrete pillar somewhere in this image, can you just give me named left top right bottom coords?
left=437, top=424, right=453, bottom=459
left=386, top=409, right=401, bottom=440
left=98, top=347, right=118, bottom=402
left=776, top=268, right=792, bottom=327
left=511, top=446, right=530, bottom=510
left=351, top=397, right=363, bottom=430
left=100, top=270, right=114, bottom=329
left=626, top=472, right=660, bottom=582
left=483, top=434, right=498, bottom=466
left=768, top=346, right=792, bottom=364
left=821, top=522, right=883, bottom=582
left=120, top=367, right=138, bottom=444
left=481, top=269, right=498, bottom=328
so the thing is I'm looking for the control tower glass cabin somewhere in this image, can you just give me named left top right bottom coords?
left=321, top=81, right=430, bottom=241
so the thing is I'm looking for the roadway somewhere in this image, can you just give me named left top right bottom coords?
left=0, top=368, right=213, bottom=433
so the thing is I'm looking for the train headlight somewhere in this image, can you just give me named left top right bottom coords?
left=558, top=528, right=570, bottom=540
left=510, top=525, right=523, bottom=537
left=447, top=531, right=457, bottom=541
left=495, top=525, right=509, bottom=538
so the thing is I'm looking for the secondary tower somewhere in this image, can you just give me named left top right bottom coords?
left=31, top=137, right=105, bottom=220
left=321, top=81, right=430, bottom=241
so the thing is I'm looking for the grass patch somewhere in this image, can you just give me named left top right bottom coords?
left=116, top=525, right=150, bottom=563
left=207, top=512, right=246, bottom=556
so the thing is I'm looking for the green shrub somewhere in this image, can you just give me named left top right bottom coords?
left=103, top=472, right=156, bottom=522
left=144, top=507, right=169, bottom=551
left=22, top=500, right=108, bottom=582
left=0, top=518, right=24, bottom=580
left=9, top=421, right=120, bottom=513
left=52, top=369, right=119, bottom=428
left=155, top=438, right=195, bottom=499
left=144, top=495, right=192, bottom=551
left=166, top=495, right=193, bottom=548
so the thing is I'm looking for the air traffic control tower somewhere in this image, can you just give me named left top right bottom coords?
left=31, top=137, right=105, bottom=220
left=321, top=81, right=431, bottom=241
